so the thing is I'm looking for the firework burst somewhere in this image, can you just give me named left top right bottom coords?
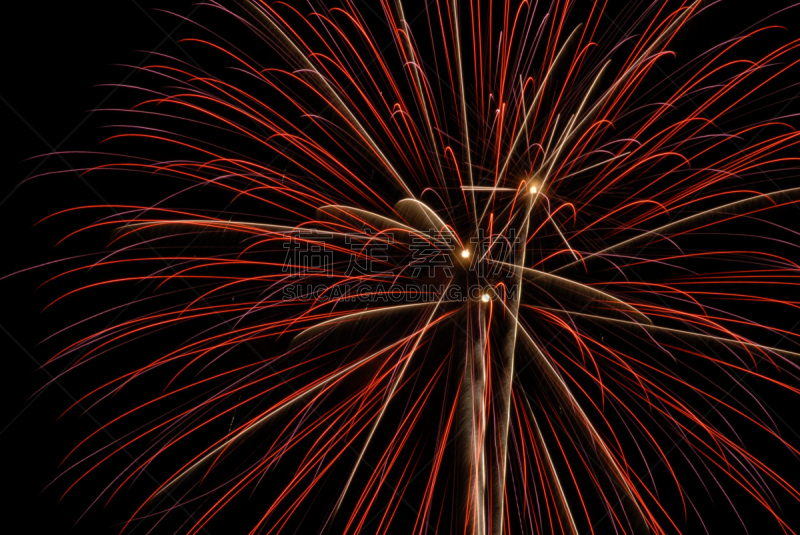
left=22, top=0, right=800, bottom=533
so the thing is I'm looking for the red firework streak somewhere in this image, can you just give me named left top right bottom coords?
left=25, top=0, right=800, bottom=534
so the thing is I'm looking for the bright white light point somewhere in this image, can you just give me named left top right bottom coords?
left=530, top=185, right=538, bottom=194
left=461, top=249, right=470, bottom=258
left=481, top=294, right=490, bottom=302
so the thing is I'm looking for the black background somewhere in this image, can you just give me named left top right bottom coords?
left=2, top=1, right=800, bottom=534
left=1, top=2, right=203, bottom=533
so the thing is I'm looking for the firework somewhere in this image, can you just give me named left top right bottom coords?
left=22, top=0, right=800, bottom=533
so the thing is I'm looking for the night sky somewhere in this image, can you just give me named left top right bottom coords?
left=3, top=1, right=800, bottom=534
left=2, top=2, right=201, bottom=532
